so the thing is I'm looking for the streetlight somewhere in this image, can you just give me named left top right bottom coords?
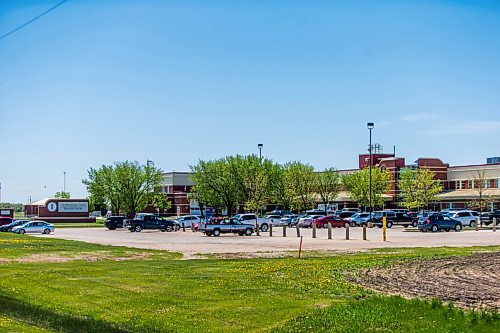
left=367, top=122, right=374, bottom=219
left=257, top=143, right=264, bottom=218
left=63, top=171, right=66, bottom=193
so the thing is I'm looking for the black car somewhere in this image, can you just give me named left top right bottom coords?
left=336, top=211, right=357, bottom=219
left=105, top=216, right=125, bottom=230
left=0, top=220, right=30, bottom=232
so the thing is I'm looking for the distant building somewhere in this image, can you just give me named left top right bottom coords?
left=157, top=172, right=194, bottom=215
left=159, top=155, right=500, bottom=213
left=336, top=154, right=500, bottom=210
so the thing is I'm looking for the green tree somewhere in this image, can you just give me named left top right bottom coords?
left=54, top=191, right=70, bottom=199
left=190, top=158, right=241, bottom=215
left=284, top=162, right=316, bottom=212
left=268, top=163, right=293, bottom=210
left=229, top=155, right=274, bottom=212
left=314, top=168, right=341, bottom=212
left=343, top=166, right=391, bottom=209
left=83, top=166, right=121, bottom=215
left=88, top=195, right=107, bottom=216
left=398, top=168, right=442, bottom=211
left=152, top=192, right=172, bottom=215
left=0, top=203, right=23, bottom=212
left=114, top=161, right=164, bottom=217
left=83, top=161, right=163, bottom=217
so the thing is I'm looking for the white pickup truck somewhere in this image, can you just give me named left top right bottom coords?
left=198, top=219, right=254, bottom=237
left=232, top=213, right=270, bottom=232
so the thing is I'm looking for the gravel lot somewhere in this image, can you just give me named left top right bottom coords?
left=41, top=226, right=500, bottom=258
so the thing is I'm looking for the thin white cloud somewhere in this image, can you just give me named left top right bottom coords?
left=401, top=113, right=436, bottom=122
left=422, top=121, right=500, bottom=136
left=449, top=121, right=500, bottom=132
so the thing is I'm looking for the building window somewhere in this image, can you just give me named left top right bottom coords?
left=495, top=179, right=499, bottom=188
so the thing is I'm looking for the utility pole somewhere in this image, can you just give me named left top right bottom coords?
left=257, top=143, right=264, bottom=217
left=367, top=122, right=374, bottom=220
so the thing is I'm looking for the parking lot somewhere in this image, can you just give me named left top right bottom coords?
left=41, top=226, right=500, bottom=258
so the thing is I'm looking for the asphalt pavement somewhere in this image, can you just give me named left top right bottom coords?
left=39, top=226, right=500, bottom=258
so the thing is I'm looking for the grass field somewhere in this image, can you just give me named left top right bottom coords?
left=0, top=233, right=498, bottom=332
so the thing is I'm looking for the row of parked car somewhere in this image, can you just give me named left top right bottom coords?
left=0, top=218, right=55, bottom=234
left=104, top=207, right=500, bottom=236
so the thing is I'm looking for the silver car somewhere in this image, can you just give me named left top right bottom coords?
left=298, top=215, right=322, bottom=228
left=351, top=213, right=372, bottom=226
left=279, top=214, right=297, bottom=227
left=12, top=221, right=55, bottom=234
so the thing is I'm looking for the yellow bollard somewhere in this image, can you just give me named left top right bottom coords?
left=382, top=216, right=387, bottom=242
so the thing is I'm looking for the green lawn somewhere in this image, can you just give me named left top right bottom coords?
left=0, top=233, right=498, bottom=332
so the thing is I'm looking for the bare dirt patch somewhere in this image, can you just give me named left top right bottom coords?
left=352, top=252, right=500, bottom=310
left=0, top=251, right=152, bottom=264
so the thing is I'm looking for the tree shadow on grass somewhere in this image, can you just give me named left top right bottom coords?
left=0, top=294, right=132, bottom=333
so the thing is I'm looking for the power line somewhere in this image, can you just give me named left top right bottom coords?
left=0, top=0, right=68, bottom=41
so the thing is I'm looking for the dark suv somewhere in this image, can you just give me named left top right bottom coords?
left=371, top=211, right=397, bottom=228
left=418, top=214, right=462, bottom=232
left=105, top=216, right=125, bottom=230
left=394, top=212, right=418, bottom=228
left=485, top=210, right=500, bottom=226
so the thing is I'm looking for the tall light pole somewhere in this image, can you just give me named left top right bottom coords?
left=367, top=122, right=374, bottom=219
left=63, top=171, right=66, bottom=193
left=257, top=143, right=264, bottom=218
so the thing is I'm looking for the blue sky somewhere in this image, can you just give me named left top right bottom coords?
left=1, top=0, right=499, bottom=203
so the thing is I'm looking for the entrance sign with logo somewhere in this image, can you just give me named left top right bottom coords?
left=58, top=202, right=89, bottom=213
left=47, top=202, right=58, bottom=212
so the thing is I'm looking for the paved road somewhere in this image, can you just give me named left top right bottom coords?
left=42, top=226, right=500, bottom=258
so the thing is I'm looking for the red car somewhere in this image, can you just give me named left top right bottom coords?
left=312, top=215, right=350, bottom=229
left=0, top=217, right=14, bottom=226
